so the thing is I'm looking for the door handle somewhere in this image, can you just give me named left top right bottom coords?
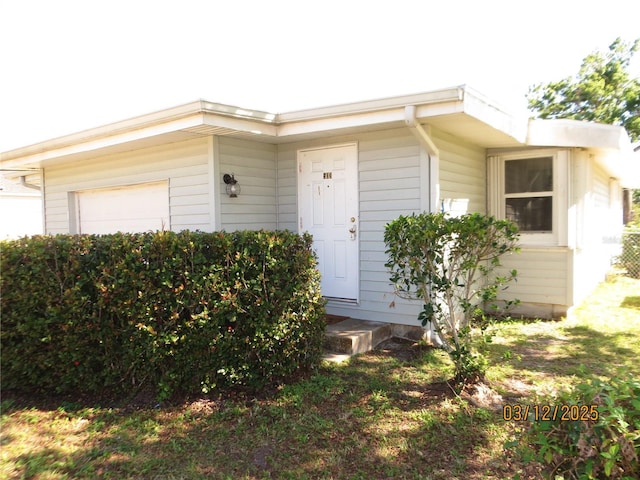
left=348, top=225, right=357, bottom=240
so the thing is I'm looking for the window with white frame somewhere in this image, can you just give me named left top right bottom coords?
left=489, top=150, right=568, bottom=246
left=504, top=156, right=553, bottom=232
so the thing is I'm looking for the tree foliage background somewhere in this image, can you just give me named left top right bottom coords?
left=527, top=37, right=640, bottom=142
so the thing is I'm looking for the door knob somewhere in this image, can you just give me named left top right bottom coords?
left=348, top=225, right=357, bottom=240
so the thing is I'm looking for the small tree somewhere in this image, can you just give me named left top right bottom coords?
left=384, top=212, right=519, bottom=382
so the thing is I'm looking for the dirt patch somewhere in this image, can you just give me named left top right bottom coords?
left=374, top=336, right=432, bottom=361
left=374, top=338, right=523, bottom=412
left=498, top=378, right=536, bottom=401
left=251, top=445, right=274, bottom=471
left=185, top=397, right=220, bottom=417
left=461, top=382, right=504, bottom=412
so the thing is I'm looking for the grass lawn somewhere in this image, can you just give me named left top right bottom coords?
left=2, top=275, right=639, bottom=479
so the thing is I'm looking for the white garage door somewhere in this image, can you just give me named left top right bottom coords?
left=77, top=181, right=170, bottom=234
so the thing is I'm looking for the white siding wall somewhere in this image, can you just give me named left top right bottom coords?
left=435, top=131, right=580, bottom=318
left=276, top=127, right=488, bottom=326
left=435, top=129, right=486, bottom=215
left=276, top=143, right=298, bottom=232
left=496, top=248, right=570, bottom=318
left=43, top=138, right=211, bottom=234
left=488, top=148, right=625, bottom=319
left=487, top=147, right=573, bottom=318
left=218, top=137, right=277, bottom=231
left=37, top=127, right=625, bottom=324
left=358, top=129, right=424, bottom=324
left=571, top=153, right=623, bottom=308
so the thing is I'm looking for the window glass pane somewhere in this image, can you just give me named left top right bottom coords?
left=505, top=197, right=552, bottom=232
left=505, top=157, right=553, bottom=193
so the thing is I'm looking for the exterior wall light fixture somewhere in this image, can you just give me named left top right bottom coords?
left=223, top=173, right=240, bottom=198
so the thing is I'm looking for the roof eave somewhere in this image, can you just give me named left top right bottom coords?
left=275, top=86, right=528, bottom=147
left=461, top=86, right=528, bottom=145
left=527, top=118, right=638, bottom=187
left=276, top=86, right=465, bottom=123
left=527, top=118, right=631, bottom=150
left=0, top=101, right=277, bottom=167
left=0, top=86, right=533, bottom=167
left=275, top=93, right=468, bottom=138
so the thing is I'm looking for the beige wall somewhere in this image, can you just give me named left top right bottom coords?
left=275, top=126, right=488, bottom=326
left=496, top=248, right=571, bottom=318
left=43, top=137, right=212, bottom=234
left=435, top=128, right=486, bottom=215
left=42, top=136, right=279, bottom=235
left=570, top=150, right=624, bottom=309
left=43, top=128, right=621, bottom=324
left=488, top=148, right=625, bottom=319
left=218, top=137, right=277, bottom=231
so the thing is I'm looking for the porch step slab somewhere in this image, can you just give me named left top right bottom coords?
left=323, top=319, right=392, bottom=360
left=321, top=352, right=353, bottom=363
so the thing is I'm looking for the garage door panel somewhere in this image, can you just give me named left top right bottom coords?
left=78, top=181, right=170, bottom=234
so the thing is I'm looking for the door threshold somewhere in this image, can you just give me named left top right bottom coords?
left=325, top=297, right=358, bottom=305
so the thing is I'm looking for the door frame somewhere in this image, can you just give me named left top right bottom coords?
left=297, top=142, right=360, bottom=303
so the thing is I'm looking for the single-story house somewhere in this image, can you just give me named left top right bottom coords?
left=2, top=86, right=638, bottom=324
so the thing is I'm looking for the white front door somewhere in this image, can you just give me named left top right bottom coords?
left=298, top=144, right=359, bottom=301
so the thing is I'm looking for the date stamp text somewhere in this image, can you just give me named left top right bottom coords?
left=502, top=404, right=599, bottom=422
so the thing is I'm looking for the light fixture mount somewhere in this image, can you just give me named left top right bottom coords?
left=223, top=173, right=240, bottom=197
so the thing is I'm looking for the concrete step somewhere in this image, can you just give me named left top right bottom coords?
left=323, top=318, right=392, bottom=359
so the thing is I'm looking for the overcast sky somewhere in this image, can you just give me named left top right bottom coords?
left=1, top=0, right=639, bottom=152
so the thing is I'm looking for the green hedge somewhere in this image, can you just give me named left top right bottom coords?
left=526, top=376, right=640, bottom=478
left=0, top=230, right=325, bottom=399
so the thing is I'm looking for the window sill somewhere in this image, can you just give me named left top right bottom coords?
left=517, top=244, right=571, bottom=253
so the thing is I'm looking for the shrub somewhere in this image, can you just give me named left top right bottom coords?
left=526, top=375, right=640, bottom=479
left=0, top=230, right=325, bottom=399
left=384, top=212, right=519, bottom=382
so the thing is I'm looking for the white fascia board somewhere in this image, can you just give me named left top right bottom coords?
left=201, top=112, right=278, bottom=136
left=1, top=113, right=205, bottom=167
left=276, top=98, right=467, bottom=138
left=200, top=101, right=276, bottom=123
left=527, top=119, right=638, bottom=187
left=2, top=85, right=528, bottom=165
left=277, top=107, right=407, bottom=137
left=527, top=118, right=631, bottom=150
left=414, top=101, right=467, bottom=118
left=2, top=101, right=203, bottom=161
left=1, top=101, right=277, bottom=167
left=276, top=87, right=465, bottom=123
left=461, top=88, right=528, bottom=144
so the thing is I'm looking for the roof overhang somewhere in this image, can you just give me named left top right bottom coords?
left=0, top=101, right=278, bottom=168
left=274, top=86, right=527, bottom=147
left=1, top=86, right=635, bottom=188
left=0, top=86, right=527, bottom=169
left=527, top=118, right=639, bottom=188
